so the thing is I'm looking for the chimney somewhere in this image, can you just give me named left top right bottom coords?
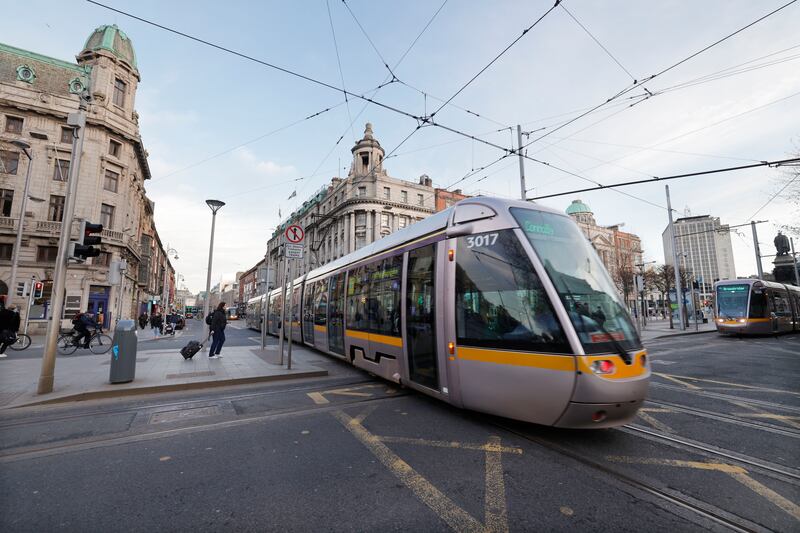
left=419, top=174, right=432, bottom=186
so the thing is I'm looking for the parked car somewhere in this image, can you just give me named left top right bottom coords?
left=174, top=314, right=186, bottom=330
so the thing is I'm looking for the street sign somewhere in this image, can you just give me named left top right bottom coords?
left=285, top=224, right=305, bottom=243
left=285, top=243, right=304, bottom=259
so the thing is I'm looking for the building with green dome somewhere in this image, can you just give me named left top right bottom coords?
left=565, top=198, right=643, bottom=312
left=0, top=25, right=175, bottom=332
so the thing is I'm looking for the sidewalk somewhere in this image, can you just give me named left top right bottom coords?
left=638, top=318, right=717, bottom=342
left=0, top=343, right=327, bottom=409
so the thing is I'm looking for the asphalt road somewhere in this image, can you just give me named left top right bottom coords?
left=1, top=330, right=798, bottom=531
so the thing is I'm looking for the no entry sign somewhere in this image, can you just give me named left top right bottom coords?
left=285, top=225, right=305, bottom=243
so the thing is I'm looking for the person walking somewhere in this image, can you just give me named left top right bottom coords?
left=138, top=312, right=148, bottom=330
left=150, top=310, right=162, bottom=338
left=209, top=302, right=227, bottom=358
left=0, top=304, right=20, bottom=356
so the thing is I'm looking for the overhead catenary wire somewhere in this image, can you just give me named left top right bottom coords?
left=746, top=171, right=800, bottom=222
left=430, top=0, right=562, bottom=118
left=528, top=158, right=800, bottom=201
left=521, top=0, right=798, bottom=150
left=327, top=0, right=357, bottom=143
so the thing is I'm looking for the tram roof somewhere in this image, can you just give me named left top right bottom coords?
left=301, top=196, right=560, bottom=283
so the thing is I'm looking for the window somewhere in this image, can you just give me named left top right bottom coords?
left=383, top=187, right=390, bottom=200
left=113, top=78, right=126, bottom=107
left=314, top=279, right=328, bottom=326
left=0, top=189, right=13, bottom=217
left=103, top=169, right=119, bottom=192
left=400, top=190, right=408, bottom=203
left=456, top=229, right=569, bottom=353
left=417, top=193, right=424, bottom=206
left=60, top=127, right=73, bottom=144
left=358, top=186, right=366, bottom=198
left=0, top=151, right=19, bottom=175
left=37, top=246, right=59, bottom=262
left=5, top=116, right=23, bottom=134
left=356, top=212, right=366, bottom=227
left=53, top=159, right=70, bottom=181
left=361, top=153, right=369, bottom=168
left=100, top=203, right=115, bottom=229
left=0, top=243, right=12, bottom=260
left=381, top=213, right=390, bottom=228
left=398, top=216, right=407, bottom=229
left=108, top=139, right=122, bottom=157
left=369, top=256, right=402, bottom=336
left=48, top=195, right=65, bottom=222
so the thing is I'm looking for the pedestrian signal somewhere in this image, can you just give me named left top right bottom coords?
left=33, top=281, right=44, bottom=298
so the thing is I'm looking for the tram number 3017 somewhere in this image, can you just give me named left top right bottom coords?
left=465, top=233, right=498, bottom=248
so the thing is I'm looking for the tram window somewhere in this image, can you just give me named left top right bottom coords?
left=347, top=265, right=371, bottom=331
left=369, top=255, right=402, bottom=336
left=748, top=290, right=768, bottom=318
left=314, top=279, right=328, bottom=326
left=455, top=230, right=569, bottom=353
left=716, top=284, right=750, bottom=319
left=772, top=290, right=791, bottom=317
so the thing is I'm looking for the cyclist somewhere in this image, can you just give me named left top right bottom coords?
left=72, top=311, right=97, bottom=349
left=0, top=304, right=20, bottom=356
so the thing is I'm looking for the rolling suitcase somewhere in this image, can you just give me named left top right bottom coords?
left=180, top=340, right=203, bottom=359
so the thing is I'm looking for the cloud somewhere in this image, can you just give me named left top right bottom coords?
left=234, top=148, right=296, bottom=176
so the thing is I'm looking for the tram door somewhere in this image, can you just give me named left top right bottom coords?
left=406, top=244, right=438, bottom=390
left=328, top=273, right=345, bottom=355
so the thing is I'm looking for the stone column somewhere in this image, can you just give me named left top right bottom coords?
left=348, top=212, right=355, bottom=254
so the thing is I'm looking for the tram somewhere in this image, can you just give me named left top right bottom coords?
left=247, top=197, right=649, bottom=428
left=714, top=279, right=800, bottom=335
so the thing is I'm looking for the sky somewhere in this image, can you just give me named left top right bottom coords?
left=4, top=0, right=799, bottom=292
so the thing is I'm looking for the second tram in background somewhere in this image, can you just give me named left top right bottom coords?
left=248, top=197, right=650, bottom=428
left=714, top=279, right=800, bottom=334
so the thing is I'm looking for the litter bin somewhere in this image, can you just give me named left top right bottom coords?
left=110, top=319, right=138, bottom=383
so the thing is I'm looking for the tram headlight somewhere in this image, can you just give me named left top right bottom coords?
left=738, top=318, right=746, bottom=323
left=590, top=360, right=616, bottom=375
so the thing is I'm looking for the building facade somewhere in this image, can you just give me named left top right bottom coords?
left=566, top=199, right=643, bottom=309
left=267, top=123, right=435, bottom=287
left=662, top=214, right=736, bottom=300
left=0, top=25, right=174, bottom=332
left=434, top=188, right=469, bottom=212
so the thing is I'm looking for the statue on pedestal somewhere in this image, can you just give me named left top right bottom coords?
left=772, top=231, right=797, bottom=284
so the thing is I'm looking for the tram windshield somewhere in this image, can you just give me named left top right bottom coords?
left=716, top=284, right=750, bottom=319
left=511, top=208, right=641, bottom=354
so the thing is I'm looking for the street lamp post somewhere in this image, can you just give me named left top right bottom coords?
left=8, top=140, right=36, bottom=308
left=202, top=200, right=225, bottom=344
left=161, top=245, right=178, bottom=312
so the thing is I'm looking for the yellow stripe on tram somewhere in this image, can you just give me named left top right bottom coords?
left=345, top=329, right=403, bottom=347
left=457, top=346, right=576, bottom=372
left=314, top=325, right=327, bottom=333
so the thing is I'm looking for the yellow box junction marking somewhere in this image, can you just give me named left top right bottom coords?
left=334, top=408, right=520, bottom=532
left=606, top=456, right=800, bottom=521
left=653, top=373, right=701, bottom=390
left=636, top=408, right=674, bottom=434
left=307, top=384, right=385, bottom=405
left=728, top=400, right=800, bottom=430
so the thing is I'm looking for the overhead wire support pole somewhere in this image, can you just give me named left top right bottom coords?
left=39, top=75, right=91, bottom=394
left=516, top=125, right=526, bottom=200
left=751, top=221, right=764, bottom=278
left=665, top=185, right=686, bottom=331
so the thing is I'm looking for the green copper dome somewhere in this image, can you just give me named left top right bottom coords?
left=566, top=199, right=592, bottom=215
left=81, top=24, right=137, bottom=70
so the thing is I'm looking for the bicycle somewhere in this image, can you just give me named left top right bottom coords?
left=57, top=327, right=113, bottom=355
left=7, top=333, right=32, bottom=351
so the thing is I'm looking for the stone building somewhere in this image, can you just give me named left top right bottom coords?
left=662, top=214, right=736, bottom=301
left=266, top=123, right=435, bottom=286
left=434, top=188, right=469, bottom=212
left=566, top=199, right=643, bottom=308
left=0, top=25, right=174, bottom=332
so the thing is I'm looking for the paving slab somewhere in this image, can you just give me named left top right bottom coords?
left=0, top=343, right=327, bottom=409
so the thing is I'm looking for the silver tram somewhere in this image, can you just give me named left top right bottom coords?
left=247, top=197, right=649, bottom=428
left=714, top=279, right=800, bottom=335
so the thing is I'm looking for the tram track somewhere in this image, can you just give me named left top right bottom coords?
left=651, top=383, right=800, bottom=412
left=620, top=424, right=800, bottom=484
left=644, top=399, right=800, bottom=438
left=489, top=419, right=768, bottom=533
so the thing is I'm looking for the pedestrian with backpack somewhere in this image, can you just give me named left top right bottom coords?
left=208, top=302, right=227, bottom=358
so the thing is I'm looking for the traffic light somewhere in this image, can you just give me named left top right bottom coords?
left=33, top=281, right=44, bottom=299
left=69, top=220, right=103, bottom=261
